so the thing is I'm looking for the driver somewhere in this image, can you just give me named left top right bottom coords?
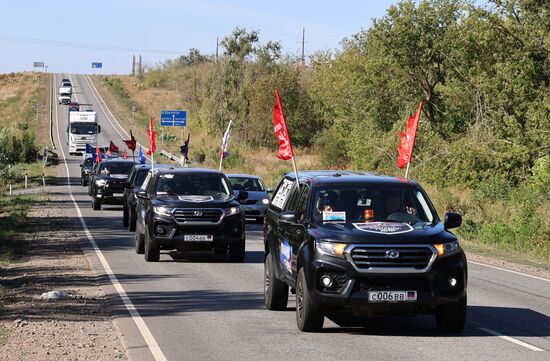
left=383, top=193, right=416, bottom=220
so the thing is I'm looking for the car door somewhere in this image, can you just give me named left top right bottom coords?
left=277, top=182, right=303, bottom=285
left=288, top=184, right=310, bottom=279
left=135, top=172, right=152, bottom=233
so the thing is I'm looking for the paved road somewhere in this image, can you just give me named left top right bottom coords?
left=52, top=73, right=549, bottom=361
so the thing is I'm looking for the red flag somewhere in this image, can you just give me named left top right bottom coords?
left=146, top=117, right=156, bottom=156
left=273, top=90, right=294, bottom=160
left=122, top=148, right=128, bottom=159
left=95, top=144, right=102, bottom=164
left=123, top=130, right=137, bottom=151
left=106, top=149, right=111, bottom=157
left=109, top=141, right=119, bottom=153
left=397, top=101, right=423, bottom=169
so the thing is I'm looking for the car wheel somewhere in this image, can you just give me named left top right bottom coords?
left=92, top=197, right=101, bottom=211
left=144, top=227, right=160, bottom=262
left=228, top=240, right=245, bottom=262
left=80, top=177, right=85, bottom=186
left=122, top=202, right=129, bottom=227
left=296, top=268, right=324, bottom=332
left=435, top=296, right=467, bottom=333
left=128, top=208, right=136, bottom=232
left=135, top=228, right=145, bottom=254
left=264, top=252, right=289, bottom=310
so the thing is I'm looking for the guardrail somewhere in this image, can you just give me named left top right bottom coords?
left=160, top=149, right=186, bottom=167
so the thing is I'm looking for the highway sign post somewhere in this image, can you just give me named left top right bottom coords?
left=160, top=110, right=187, bottom=149
left=33, top=61, right=45, bottom=68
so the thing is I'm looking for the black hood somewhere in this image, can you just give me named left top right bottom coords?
left=152, top=194, right=239, bottom=208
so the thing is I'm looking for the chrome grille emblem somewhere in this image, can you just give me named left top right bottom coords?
left=194, top=211, right=203, bottom=217
left=385, top=249, right=400, bottom=259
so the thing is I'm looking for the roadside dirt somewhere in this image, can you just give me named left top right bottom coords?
left=0, top=191, right=127, bottom=361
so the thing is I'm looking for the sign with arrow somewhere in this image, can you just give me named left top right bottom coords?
left=160, top=110, right=187, bottom=126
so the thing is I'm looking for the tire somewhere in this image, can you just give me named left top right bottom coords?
left=296, top=268, right=324, bottom=332
left=128, top=208, right=136, bottom=232
left=135, top=229, right=145, bottom=254
left=144, top=227, right=160, bottom=262
left=264, top=252, right=289, bottom=310
left=435, top=296, right=467, bottom=333
left=92, top=197, right=101, bottom=211
left=228, top=240, right=245, bottom=262
left=122, top=202, right=129, bottom=227
left=80, top=177, right=85, bottom=186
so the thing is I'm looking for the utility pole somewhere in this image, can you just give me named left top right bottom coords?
left=132, top=55, right=135, bottom=76
left=301, top=28, right=305, bottom=66
left=138, top=55, right=142, bottom=77
left=215, top=37, right=219, bottom=62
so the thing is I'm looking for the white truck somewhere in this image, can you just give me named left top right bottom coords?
left=58, top=85, right=72, bottom=104
left=67, top=111, right=101, bottom=155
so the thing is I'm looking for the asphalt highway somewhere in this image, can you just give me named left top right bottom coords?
left=51, top=73, right=549, bottom=361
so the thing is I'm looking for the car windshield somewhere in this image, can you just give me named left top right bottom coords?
left=83, top=158, right=94, bottom=167
left=312, top=185, right=435, bottom=225
left=155, top=173, right=231, bottom=198
left=228, top=177, right=264, bottom=191
left=71, top=124, right=97, bottom=134
left=99, top=162, right=133, bottom=176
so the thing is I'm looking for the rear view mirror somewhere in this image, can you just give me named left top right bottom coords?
left=135, top=189, right=148, bottom=199
left=444, top=212, right=462, bottom=229
left=97, top=125, right=101, bottom=133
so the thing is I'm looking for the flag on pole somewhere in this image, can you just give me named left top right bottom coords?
left=273, top=90, right=294, bottom=160
left=95, top=144, right=102, bottom=164
left=220, top=121, right=232, bottom=159
left=146, top=117, right=156, bottom=156
left=109, top=141, right=119, bottom=153
left=123, top=130, right=137, bottom=151
left=137, top=144, right=145, bottom=164
left=397, top=101, right=423, bottom=172
left=122, top=148, right=128, bottom=159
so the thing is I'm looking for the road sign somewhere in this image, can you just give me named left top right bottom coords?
left=160, top=110, right=187, bottom=126
left=92, top=62, right=103, bottom=69
left=33, top=62, right=45, bottom=68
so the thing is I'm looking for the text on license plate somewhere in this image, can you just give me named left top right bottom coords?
left=184, top=234, right=213, bottom=242
left=368, top=290, right=417, bottom=303
left=112, top=193, right=123, bottom=197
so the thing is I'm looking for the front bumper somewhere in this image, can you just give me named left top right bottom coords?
left=306, top=252, right=467, bottom=316
left=241, top=204, right=268, bottom=218
left=95, top=186, right=125, bottom=204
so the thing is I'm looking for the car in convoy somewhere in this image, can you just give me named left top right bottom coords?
left=79, top=156, right=95, bottom=186
left=88, top=158, right=135, bottom=210
left=263, top=171, right=467, bottom=333
left=227, top=173, right=272, bottom=223
left=134, top=168, right=248, bottom=262
left=123, top=163, right=171, bottom=231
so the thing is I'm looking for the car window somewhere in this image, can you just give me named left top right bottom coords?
left=295, top=185, right=310, bottom=222
left=271, top=178, right=294, bottom=210
left=228, top=177, right=265, bottom=191
left=99, top=162, right=133, bottom=175
left=155, top=173, right=231, bottom=198
left=134, top=169, right=150, bottom=187
left=141, top=173, right=151, bottom=191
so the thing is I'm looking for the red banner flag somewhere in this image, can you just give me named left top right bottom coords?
left=123, top=130, right=137, bottom=151
left=95, top=144, right=102, bottom=164
left=122, top=148, right=128, bottom=159
left=109, top=141, right=119, bottom=153
left=397, top=101, right=423, bottom=169
left=273, top=90, right=294, bottom=160
left=146, top=117, right=156, bottom=156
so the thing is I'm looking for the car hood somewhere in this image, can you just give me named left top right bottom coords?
left=96, top=174, right=129, bottom=181
left=152, top=194, right=239, bottom=208
left=309, top=221, right=456, bottom=244
left=233, top=190, right=268, bottom=200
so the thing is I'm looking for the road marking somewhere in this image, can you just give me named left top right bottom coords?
left=54, top=75, right=169, bottom=361
left=468, top=260, right=550, bottom=283
left=478, top=327, right=545, bottom=352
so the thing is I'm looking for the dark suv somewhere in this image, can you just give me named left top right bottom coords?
left=88, top=158, right=135, bottom=210
left=79, top=156, right=95, bottom=186
left=123, top=163, right=171, bottom=231
left=134, top=168, right=247, bottom=262
left=263, top=171, right=467, bottom=333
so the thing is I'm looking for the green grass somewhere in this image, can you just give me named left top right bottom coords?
left=0, top=160, right=56, bottom=192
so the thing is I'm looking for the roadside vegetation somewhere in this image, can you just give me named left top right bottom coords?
left=93, top=0, right=548, bottom=266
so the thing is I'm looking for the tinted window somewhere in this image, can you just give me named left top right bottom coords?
left=83, top=158, right=94, bottom=166
left=155, top=173, right=231, bottom=198
left=134, top=169, right=150, bottom=187
left=228, top=177, right=265, bottom=191
left=71, top=124, right=96, bottom=134
left=98, top=162, right=134, bottom=176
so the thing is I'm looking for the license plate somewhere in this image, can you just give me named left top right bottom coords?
left=368, top=290, right=417, bottom=303
left=112, top=193, right=123, bottom=197
left=184, top=234, right=213, bottom=242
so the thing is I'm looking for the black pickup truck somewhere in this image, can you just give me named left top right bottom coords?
left=263, top=171, right=467, bottom=332
left=134, top=168, right=248, bottom=262
left=88, top=158, right=134, bottom=210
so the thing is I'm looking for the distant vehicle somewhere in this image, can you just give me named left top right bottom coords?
left=61, top=80, right=72, bottom=88
left=123, top=163, right=172, bottom=231
left=59, top=85, right=72, bottom=96
left=67, top=111, right=100, bottom=155
left=61, top=78, right=71, bottom=83
left=58, top=91, right=71, bottom=105
left=264, top=171, right=467, bottom=333
left=227, top=174, right=272, bottom=223
left=79, top=156, right=95, bottom=186
left=89, top=158, right=135, bottom=210
left=134, top=168, right=248, bottom=262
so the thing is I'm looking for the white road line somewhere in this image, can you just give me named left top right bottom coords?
left=54, top=75, right=169, bottom=361
left=478, top=327, right=545, bottom=352
left=468, top=260, right=550, bottom=283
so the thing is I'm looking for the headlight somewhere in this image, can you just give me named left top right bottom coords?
left=434, top=241, right=460, bottom=257
left=95, top=179, right=106, bottom=186
left=154, top=206, right=173, bottom=216
left=315, top=240, right=348, bottom=258
left=225, top=206, right=241, bottom=215
left=260, top=198, right=270, bottom=205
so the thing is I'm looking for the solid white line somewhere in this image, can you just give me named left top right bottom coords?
left=468, top=260, right=550, bottom=283
left=54, top=74, right=168, bottom=361
left=478, top=327, right=545, bottom=352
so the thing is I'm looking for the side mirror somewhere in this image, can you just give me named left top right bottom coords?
left=97, top=125, right=101, bottom=133
left=266, top=188, right=274, bottom=194
left=79, top=164, right=83, bottom=168
left=135, top=189, right=148, bottom=199
left=236, top=190, right=248, bottom=201
left=279, top=211, right=297, bottom=225
left=444, top=212, right=462, bottom=229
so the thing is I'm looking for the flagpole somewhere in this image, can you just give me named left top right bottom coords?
left=405, top=162, right=411, bottom=179
left=291, top=155, right=300, bottom=189
left=218, top=153, right=223, bottom=172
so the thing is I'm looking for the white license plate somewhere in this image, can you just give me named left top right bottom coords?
left=112, top=193, right=123, bottom=197
left=368, top=290, right=417, bottom=303
left=184, top=234, right=213, bottom=242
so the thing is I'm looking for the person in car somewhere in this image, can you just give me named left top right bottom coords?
left=383, top=193, right=418, bottom=222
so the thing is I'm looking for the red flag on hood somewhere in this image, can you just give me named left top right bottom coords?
left=146, top=117, right=156, bottom=156
left=123, top=130, right=137, bottom=151
left=273, top=90, right=294, bottom=160
left=397, top=101, right=423, bottom=169
left=109, top=141, right=119, bottom=153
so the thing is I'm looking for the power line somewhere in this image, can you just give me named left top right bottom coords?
left=0, top=34, right=182, bottom=55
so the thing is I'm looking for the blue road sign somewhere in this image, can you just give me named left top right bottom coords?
left=92, top=62, right=103, bottom=69
left=160, top=110, right=187, bottom=126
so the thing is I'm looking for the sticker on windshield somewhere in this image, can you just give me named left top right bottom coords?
left=357, top=198, right=371, bottom=206
left=159, top=174, right=174, bottom=179
left=178, top=195, right=213, bottom=202
left=353, top=222, right=413, bottom=234
left=323, top=211, right=346, bottom=222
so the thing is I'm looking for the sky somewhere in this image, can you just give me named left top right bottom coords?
left=0, top=0, right=399, bottom=74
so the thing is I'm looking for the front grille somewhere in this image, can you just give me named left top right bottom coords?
left=105, top=180, right=126, bottom=192
left=173, top=209, right=224, bottom=224
left=347, top=245, right=435, bottom=273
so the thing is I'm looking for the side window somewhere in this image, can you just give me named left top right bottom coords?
left=271, top=178, right=295, bottom=210
left=141, top=173, right=151, bottom=191
left=146, top=175, right=156, bottom=195
left=295, top=185, right=310, bottom=222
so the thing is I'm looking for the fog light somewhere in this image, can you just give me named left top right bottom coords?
left=321, top=275, right=333, bottom=288
left=156, top=225, right=166, bottom=235
left=448, top=277, right=457, bottom=287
